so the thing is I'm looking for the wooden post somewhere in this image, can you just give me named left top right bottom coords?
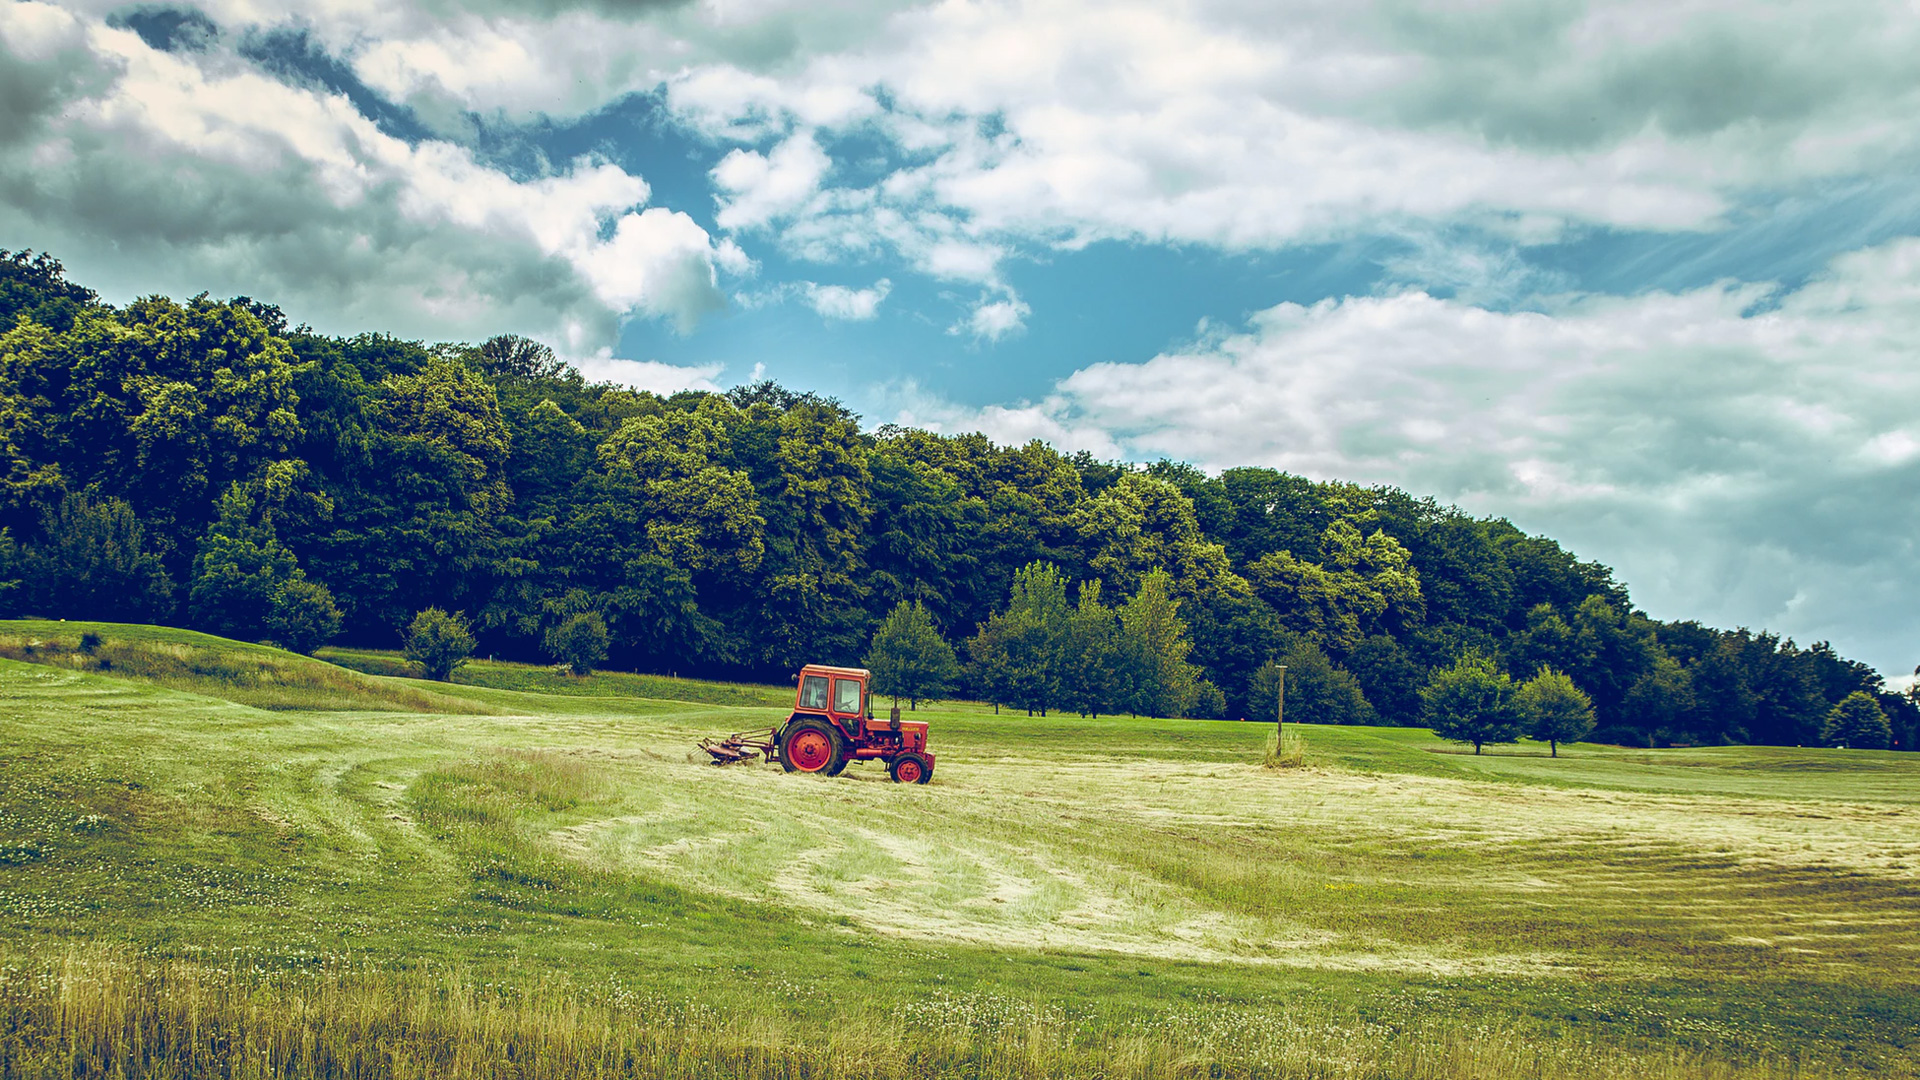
left=1276, top=664, right=1287, bottom=739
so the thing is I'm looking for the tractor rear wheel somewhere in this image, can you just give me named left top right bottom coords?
left=888, top=752, right=933, bottom=784
left=779, top=719, right=846, bottom=775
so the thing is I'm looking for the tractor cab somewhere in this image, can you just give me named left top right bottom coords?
left=794, top=664, right=869, bottom=734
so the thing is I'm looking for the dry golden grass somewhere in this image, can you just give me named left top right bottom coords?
left=0, top=947, right=1876, bottom=1080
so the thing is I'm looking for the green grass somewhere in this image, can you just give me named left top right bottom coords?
left=1, top=622, right=1916, bottom=1078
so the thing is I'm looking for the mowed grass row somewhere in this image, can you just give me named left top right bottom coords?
left=1, top=621, right=1916, bottom=1077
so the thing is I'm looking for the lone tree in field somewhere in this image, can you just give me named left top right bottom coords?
left=1514, top=666, right=1595, bottom=757
left=1823, top=690, right=1893, bottom=749
left=1422, top=651, right=1522, bottom=754
left=546, top=611, right=610, bottom=676
left=865, top=600, right=958, bottom=709
left=404, top=608, right=475, bottom=682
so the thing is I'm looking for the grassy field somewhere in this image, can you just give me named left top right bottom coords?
left=1, top=620, right=1915, bottom=1078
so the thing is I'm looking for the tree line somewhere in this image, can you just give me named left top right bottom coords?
left=1, top=249, right=1912, bottom=750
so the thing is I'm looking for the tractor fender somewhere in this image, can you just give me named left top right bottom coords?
left=780, top=710, right=857, bottom=741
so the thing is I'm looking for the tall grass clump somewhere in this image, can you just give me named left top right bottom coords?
left=413, top=750, right=606, bottom=835
left=1264, top=725, right=1307, bottom=769
left=0, top=948, right=1874, bottom=1080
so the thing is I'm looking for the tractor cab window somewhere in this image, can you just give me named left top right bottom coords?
left=832, top=678, right=862, bottom=716
left=799, top=675, right=829, bottom=711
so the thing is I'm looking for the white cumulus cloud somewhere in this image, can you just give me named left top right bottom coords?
left=0, top=2, right=736, bottom=348
left=801, top=278, right=890, bottom=320
left=732, top=276, right=892, bottom=321
left=649, top=0, right=1920, bottom=296
left=572, top=353, right=725, bottom=394
left=911, top=237, right=1920, bottom=673
left=712, top=130, right=833, bottom=230
left=951, top=291, right=1030, bottom=342
left=54, top=0, right=1920, bottom=332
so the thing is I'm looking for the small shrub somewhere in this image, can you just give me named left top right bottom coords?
left=1249, top=644, right=1375, bottom=726
left=404, top=608, right=476, bottom=682
left=1188, top=680, right=1227, bottom=720
left=544, top=612, right=610, bottom=676
left=267, top=577, right=342, bottom=655
left=78, top=631, right=102, bottom=655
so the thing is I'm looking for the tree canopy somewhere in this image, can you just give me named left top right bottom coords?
left=0, top=251, right=1906, bottom=748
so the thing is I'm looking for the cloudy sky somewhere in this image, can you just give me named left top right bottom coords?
left=3, top=0, right=1918, bottom=676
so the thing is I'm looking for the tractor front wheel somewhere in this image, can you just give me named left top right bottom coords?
left=779, top=720, right=846, bottom=775
left=888, top=752, right=933, bottom=784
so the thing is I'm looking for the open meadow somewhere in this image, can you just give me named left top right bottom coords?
left=1, top=620, right=1916, bottom=1078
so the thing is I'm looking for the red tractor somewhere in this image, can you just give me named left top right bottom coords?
left=697, top=664, right=935, bottom=783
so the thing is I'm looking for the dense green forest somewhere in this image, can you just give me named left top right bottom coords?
left=1, top=249, right=1912, bottom=749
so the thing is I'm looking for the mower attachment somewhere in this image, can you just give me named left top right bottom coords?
left=698, top=727, right=777, bottom=765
